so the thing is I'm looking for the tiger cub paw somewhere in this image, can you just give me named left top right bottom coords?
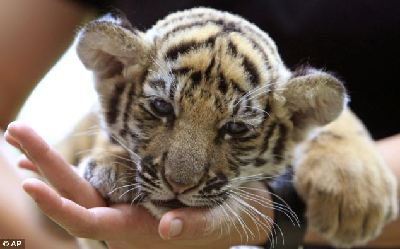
left=79, top=154, right=136, bottom=204
left=294, top=134, right=398, bottom=247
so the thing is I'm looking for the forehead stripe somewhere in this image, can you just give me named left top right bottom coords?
left=161, top=20, right=213, bottom=42
left=165, top=35, right=217, bottom=61
left=242, top=55, right=260, bottom=86
left=161, top=18, right=238, bottom=44
left=159, top=12, right=206, bottom=29
left=227, top=38, right=261, bottom=87
left=161, top=17, right=270, bottom=65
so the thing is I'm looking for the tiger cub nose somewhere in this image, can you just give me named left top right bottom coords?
left=165, top=175, right=198, bottom=194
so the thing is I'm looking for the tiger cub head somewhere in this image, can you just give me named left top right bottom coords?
left=77, top=8, right=346, bottom=215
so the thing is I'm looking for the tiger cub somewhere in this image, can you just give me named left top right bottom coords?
left=59, top=7, right=398, bottom=248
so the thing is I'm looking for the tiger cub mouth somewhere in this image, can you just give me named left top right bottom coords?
left=151, top=199, right=188, bottom=209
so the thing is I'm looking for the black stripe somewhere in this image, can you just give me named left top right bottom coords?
left=244, top=99, right=254, bottom=113
left=225, top=27, right=269, bottom=76
left=109, top=134, right=118, bottom=145
left=204, top=57, right=215, bottom=80
left=172, top=67, right=191, bottom=75
left=254, top=158, right=268, bottom=167
left=218, top=72, right=228, bottom=94
left=140, top=68, right=150, bottom=84
left=242, top=55, right=260, bottom=86
left=161, top=16, right=270, bottom=69
left=106, top=83, right=125, bottom=125
left=142, top=156, right=159, bottom=180
left=232, top=145, right=256, bottom=151
left=169, top=68, right=191, bottom=100
left=233, top=133, right=259, bottom=142
left=227, top=158, right=240, bottom=175
left=260, top=123, right=277, bottom=154
left=264, top=100, right=271, bottom=119
left=225, top=24, right=268, bottom=80
left=228, top=40, right=238, bottom=57
left=165, top=41, right=197, bottom=61
left=202, top=174, right=227, bottom=193
left=272, top=124, right=288, bottom=163
left=190, top=71, right=202, bottom=85
left=231, top=154, right=251, bottom=166
left=245, top=36, right=270, bottom=68
left=138, top=172, right=159, bottom=188
left=162, top=20, right=209, bottom=42
left=121, top=83, right=136, bottom=138
left=138, top=104, right=158, bottom=120
left=233, top=101, right=241, bottom=115
left=165, top=35, right=217, bottom=61
left=162, top=19, right=239, bottom=44
left=222, top=21, right=242, bottom=33
left=119, top=128, right=127, bottom=137
left=160, top=12, right=206, bottom=29
left=123, top=83, right=135, bottom=124
left=231, top=80, right=245, bottom=94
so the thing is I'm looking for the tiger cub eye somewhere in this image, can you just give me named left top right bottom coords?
left=223, top=122, right=249, bottom=136
left=150, top=98, right=174, bottom=117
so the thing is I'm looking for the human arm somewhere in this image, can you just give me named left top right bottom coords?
left=0, top=0, right=92, bottom=246
left=0, top=0, right=91, bottom=129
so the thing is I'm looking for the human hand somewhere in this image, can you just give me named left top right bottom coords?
left=5, top=122, right=272, bottom=249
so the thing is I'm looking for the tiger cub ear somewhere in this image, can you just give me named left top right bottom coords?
left=77, top=16, right=151, bottom=77
left=283, top=67, right=348, bottom=131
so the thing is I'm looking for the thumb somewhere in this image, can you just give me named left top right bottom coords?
left=158, top=208, right=213, bottom=240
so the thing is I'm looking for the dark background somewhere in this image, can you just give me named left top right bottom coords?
left=74, top=1, right=400, bottom=248
left=88, top=0, right=400, bottom=139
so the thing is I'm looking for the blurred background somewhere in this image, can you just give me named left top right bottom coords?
left=17, top=40, right=96, bottom=145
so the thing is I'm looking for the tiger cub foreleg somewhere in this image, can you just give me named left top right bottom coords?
left=294, top=110, right=398, bottom=247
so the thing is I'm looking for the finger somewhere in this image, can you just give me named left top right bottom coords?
left=7, top=122, right=104, bottom=207
left=24, top=179, right=158, bottom=241
left=18, top=156, right=39, bottom=173
left=4, top=130, right=23, bottom=151
left=101, top=204, right=159, bottom=237
left=159, top=208, right=212, bottom=240
left=5, top=131, right=36, bottom=165
left=22, top=178, right=101, bottom=239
